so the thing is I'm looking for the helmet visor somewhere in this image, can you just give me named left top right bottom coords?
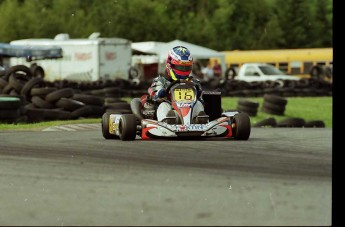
left=171, top=64, right=192, bottom=72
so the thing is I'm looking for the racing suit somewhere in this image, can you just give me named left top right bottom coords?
left=147, top=73, right=206, bottom=122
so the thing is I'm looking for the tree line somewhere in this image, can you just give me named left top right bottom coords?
left=0, top=0, right=332, bottom=51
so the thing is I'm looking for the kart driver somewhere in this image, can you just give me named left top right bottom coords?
left=145, top=46, right=209, bottom=124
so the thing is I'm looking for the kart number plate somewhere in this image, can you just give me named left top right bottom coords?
left=173, top=88, right=195, bottom=102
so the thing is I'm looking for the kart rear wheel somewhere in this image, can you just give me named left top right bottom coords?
left=119, top=114, right=138, bottom=141
left=102, top=112, right=118, bottom=139
left=233, top=113, right=251, bottom=140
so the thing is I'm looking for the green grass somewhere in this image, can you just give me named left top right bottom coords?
left=0, top=97, right=332, bottom=130
left=0, top=118, right=101, bottom=131
left=221, top=97, right=332, bottom=128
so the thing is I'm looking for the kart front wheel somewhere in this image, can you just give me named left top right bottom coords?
left=101, top=112, right=118, bottom=139
left=119, top=114, right=138, bottom=141
left=233, top=113, right=251, bottom=140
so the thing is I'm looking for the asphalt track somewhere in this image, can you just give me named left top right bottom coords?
left=0, top=126, right=332, bottom=226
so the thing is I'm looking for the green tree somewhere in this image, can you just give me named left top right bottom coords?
left=276, top=0, right=314, bottom=48
left=0, top=0, right=334, bottom=50
left=312, top=0, right=332, bottom=47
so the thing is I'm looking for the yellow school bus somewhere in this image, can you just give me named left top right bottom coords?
left=220, top=48, right=333, bottom=78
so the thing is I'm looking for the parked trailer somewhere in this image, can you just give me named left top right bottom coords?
left=10, top=33, right=132, bottom=82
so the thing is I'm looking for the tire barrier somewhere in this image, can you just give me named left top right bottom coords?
left=253, top=117, right=325, bottom=128
left=215, top=77, right=332, bottom=98
left=261, top=94, right=287, bottom=116
left=253, top=117, right=277, bottom=128
left=30, top=63, right=45, bottom=78
left=310, top=65, right=333, bottom=83
left=0, top=64, right=332, bottom=124
left=0, top=65, right=135, bottom=123
left=236, top=99, right=259, bottom=116
left=276, top=117, right=306, bottom=128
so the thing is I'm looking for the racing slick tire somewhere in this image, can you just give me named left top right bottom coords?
left=30, top=64, right=45, bottom=78
left=233, top=113, right=251, bottom=140
left=101, top=112, right=119, bottom=139
left=119, top=114, right=137, bottom=141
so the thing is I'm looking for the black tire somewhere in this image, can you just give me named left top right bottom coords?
left=42, top=109, right=71, bottom=121
left=70, top=106, right=92, bottom=119
left=237, top=99, right=259, bottom=108
left=8, top=73, right=29, bottom=93
left=30, top=64, right=45, bottom=78
left=30, top=87, right=57, bottom=97
left=253, top=117, right=277, bottom=127
left=31, top=96, right=55, bottom=109
left=70, top=105, right=103, bottom=119
left=105, top=108, right=132, bottom=114
left=263, top=94, right=288, bottom=106
left=2, top=83, right=14, bottom=94
left=236, top=104, right=258, bottom=116
left=103, top=87, right=122, bottom=97
left=119, top=114, right=137, bottom=141
left=25, top=105, right=46, bottom=122
left=4, top=65, right=32, bottom=81
left=72, top=94, right=104, bottom=106
left=261, top=106, right=285, bottom=116
left=101, top=112, right=119, bottom=139
left=55, top=97, right=85, bottom=111
left=20, top=77, right=45, bottom=101
left=296, top=78, right=309, bottom=88
left=104, top=97, right=127, bottom=104
left=233, top=113, right=251, bottom=140
left=304, top=120, right=326, bottom=128
left=276, top=117, right=306, bottom=128
left=45, top=88, right=74, bottom=103
left=310, top=65, right=322, bottom=79
left=262, top=101, right=286, bottom=112
left=104, top=102, right=131, bottom=110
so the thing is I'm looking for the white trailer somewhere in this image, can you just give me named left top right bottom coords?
left=9, top=33, right=132, bottom=81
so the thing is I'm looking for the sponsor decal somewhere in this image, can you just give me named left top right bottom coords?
left=174, top=124, right=205, bottom=131
left=177, top=103, right=192, bottom=108
left=75, top=52, right=92, bottom=61
left=106, top=52, right=116, bottom=60
left=109, top=114, right=121, bottom=134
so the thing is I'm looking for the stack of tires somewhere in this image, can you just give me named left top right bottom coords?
left=236, top=99, right=259, bottom=116
left=103, top=97, right=132, bottom=114
left=0, top=65, right=109, bottom=123
left=261, top=94, right=287, bottom=116
left=25, top=88, right=105, bottom=122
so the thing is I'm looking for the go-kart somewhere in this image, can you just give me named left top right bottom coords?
left=102, top=78, right=251, bottom=141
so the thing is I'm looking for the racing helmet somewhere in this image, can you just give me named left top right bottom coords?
left=166, top=46, right=193, bottom=80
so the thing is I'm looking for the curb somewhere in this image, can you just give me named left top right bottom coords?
left=42, top=123, right=100, bottom=131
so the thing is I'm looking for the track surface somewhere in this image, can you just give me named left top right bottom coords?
left=0, top=127, right=332, bottom=226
